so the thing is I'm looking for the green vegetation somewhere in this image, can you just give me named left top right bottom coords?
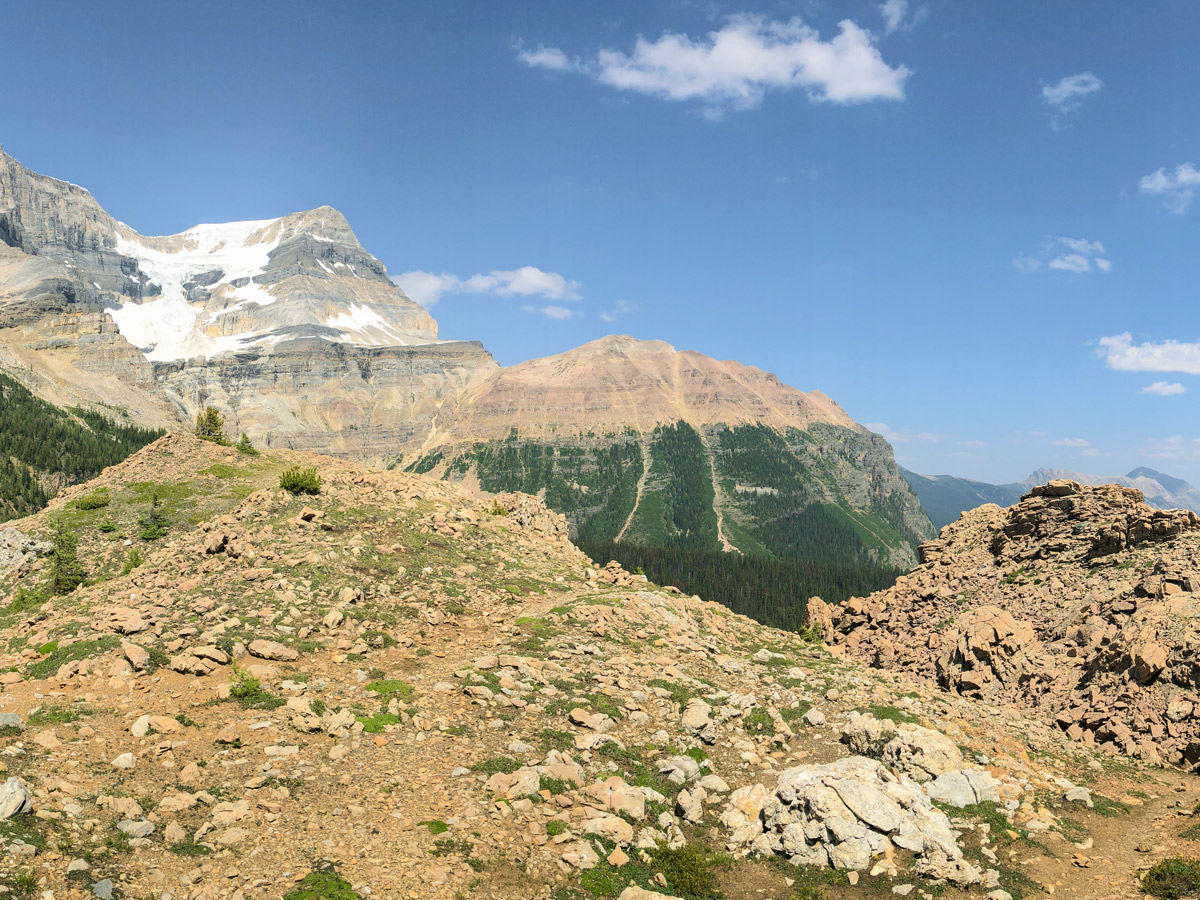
left=427, top=420, right=926, bottom=633
left=283, top=867, right=363, bottom=900
left=472, top=757, right=523, bottom=776
left=27, top=636, right=119, bottom=679
left=138, top=493, right=169, bottom=541
left=580, top=540, right=900, bottom=633
left=47, top=521, right=86, bottom=595
left=194, top=406, right=229, bottom=445
left=235, top=432, right=260, bottom=456
left=73, top=489, right=111, bottom=510
left=0, top=373, right=162, bottom=523
left=578, top=841, right=723, bottom=898
left=228, top=670, right=285, bottom=710
left=365, top=679, right=414, bottom=700
left=280, top=466, right=322, bottom=495
left=1142, top=857, right=1200, bottom=899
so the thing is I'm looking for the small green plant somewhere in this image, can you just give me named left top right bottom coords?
left=121, top=546, right=144, bottom=575
left=1143, top=857, right=1200, bottom=899
left=234, top=432, right=260, bottom=456
left=743, top=707, right=774, bottom=735
left=97, top=520, right=117, bottom=533
left=228, top=668, right=284, bottom=710
left=471, top=757, right=522, bottom=776
left=73, top=489, right=110, bottom=510
left=364, top=679, right=414, bottom=700
left=546, top=819, right=567, bottom=837
left=194, top=406, right=229, bottom=445
left=419, top=820, right=450, bottom=835
left=488, top=501, right=508, bottom=516
left=282, top=865, right=362, bottom=900
left=280, top=466, right=322, bottom=495
left=169, top=838, right=212, bottom=857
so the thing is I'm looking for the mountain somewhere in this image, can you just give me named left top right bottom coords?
left=0, top=145, right=496, bottom=457
left=905, top=463, right=1200, bottom=530
left=0, top=148, right=933, bottom=620
left=832, top=478, right=1200, bottom=768
left=900, top=469, right=1026, bottom=530
left=0, top=435, right=1161, bottom=899
left=406, top=335, right=934, bottom=581
left=1023, top=466, right=1200, bottom=513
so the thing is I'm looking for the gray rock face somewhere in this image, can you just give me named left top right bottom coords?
left=0, top=777, right=33, bottom=819
left=926, top=769, right=1002, bottom=808
left=725, top=756, right=979, bottom=885
left=0, top=527, right=51, bottom=576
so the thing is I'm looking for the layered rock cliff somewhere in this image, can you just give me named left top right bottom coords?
left=0, top=145, right=496, bottom=451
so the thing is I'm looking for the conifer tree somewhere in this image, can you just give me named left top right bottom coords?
left=194, top=406, right=229, bottom=445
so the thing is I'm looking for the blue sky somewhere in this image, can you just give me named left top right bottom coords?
left=3, top=1, right=1200, bottom=483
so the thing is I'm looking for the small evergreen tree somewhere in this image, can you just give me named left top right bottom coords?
left=48, top=521, right=86, bottom=595
left=194, top=406, right=229, bottom=445
left=234, top=432, right=259, bottom=456
left=139, top=493, right=169, bottom=541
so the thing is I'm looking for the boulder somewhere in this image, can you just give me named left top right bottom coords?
left=0, top=777, right=32, bottom=819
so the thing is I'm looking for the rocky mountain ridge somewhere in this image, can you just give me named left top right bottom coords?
left=833, top=478, right=1200, bottom=767
left=0, top=435, right=1186, bottom=900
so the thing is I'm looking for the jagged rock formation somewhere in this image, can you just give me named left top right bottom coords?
left=0, top=145, right=496, bottom=453
left=834, top=479, right=1200, bottom=765
left=407, top=335, right=933, bottom=570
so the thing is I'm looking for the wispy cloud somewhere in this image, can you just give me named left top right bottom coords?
left=1013, top=236, right=1110, bottom=274
left=1139, top=163, right=1200, bottom=213
left=1142, top=381, right=1187, bottom=397
left=518, top=15, right=910, bottom=118
left=1052, top=437, right=1089, bottom=448
left=866, top=422, right=943, bottom=444
left=1042, top=72, right=1102, bottom=112
left=522, top=304, right=576, bottom=320
left=877, top=0, right=927, bottom=35
left=1097, top=333, right=1200, bottom=375
left=1143, top=436, right=1200, bottom=461
left=599, top=299, right=642, bottom=323
left=393, top=266, right=581, bottom=309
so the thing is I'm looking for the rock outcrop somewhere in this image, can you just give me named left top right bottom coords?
left=835, top=479, right=1200, bottom=764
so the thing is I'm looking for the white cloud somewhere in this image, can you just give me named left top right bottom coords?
left=1098, top=332, right=1200, bottom=375
left=519, top=15, right=910, bottom=116
left=1052, top=437, right=1089, bottom=447
left=517, top=45, right=576, bottom=72
left=1139, top=163, right=1200, bottom=213
left=958, top=440, right=985, bottom=448
left=522, top=304, right=575, bottom=320
left=393, top=266, right=581, bottom=309
left=1041, top=72, right=1102, bottom=112
left=1013, top=236, right=1110, bottom=274
left=1081, top=448, right=1100, bottom=457
left=599, top=298, right=641, bottom=323
left=1142, top=381, right=1187, bottom=396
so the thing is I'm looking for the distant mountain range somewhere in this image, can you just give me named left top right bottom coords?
left=901, top=466, right=1200, bottom=530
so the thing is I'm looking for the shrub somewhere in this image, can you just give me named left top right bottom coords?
left=194, top=406, right=229, bottom=445
left=73, top=490, right=110, bottom=510
left=280, top=466, right=321, bottom=495
left=1143, top=857, right=1200, bottom=899
left=234, top=432, right=259, bottom=456
left=121, top=547, right=144, bottom=575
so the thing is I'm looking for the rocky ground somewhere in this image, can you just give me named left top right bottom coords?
left=0, top=441, right=1193, bottom=900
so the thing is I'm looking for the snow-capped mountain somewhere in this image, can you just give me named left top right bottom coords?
left=0, top=146, right=494, bottom=457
